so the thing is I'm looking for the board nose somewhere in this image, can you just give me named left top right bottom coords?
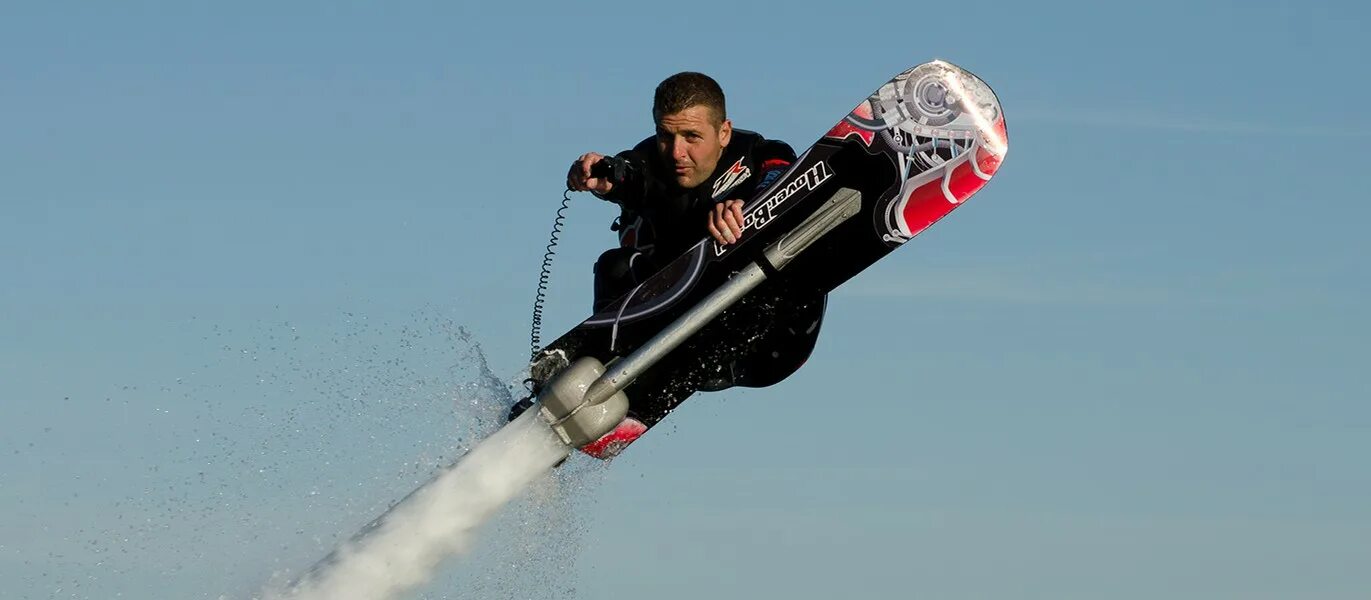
left=877, top=60, right=1009, bottom=159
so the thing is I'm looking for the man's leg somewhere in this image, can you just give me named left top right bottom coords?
left=728, top=290, right=826, bottom=388
left=593, top=247, right=650, bottom=312
left=688, top=279, right=827, bottom=391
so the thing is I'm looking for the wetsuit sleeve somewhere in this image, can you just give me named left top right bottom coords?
left=748, top=138, right=798, bottom=195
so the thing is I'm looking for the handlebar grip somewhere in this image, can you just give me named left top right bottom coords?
left=589, top=155, right=634, bottom=185
left=589, top=159, right=614, bottom=179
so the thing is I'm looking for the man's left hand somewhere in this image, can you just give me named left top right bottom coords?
left=707, top=199, right=745, bottom=245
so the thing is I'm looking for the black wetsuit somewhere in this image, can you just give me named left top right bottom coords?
left=590, top=130, right=828, bottom=424
left=592, top=129, right=800, bottom=310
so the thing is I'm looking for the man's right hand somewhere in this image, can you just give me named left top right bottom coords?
left=567, top=152, right=614, bottom=195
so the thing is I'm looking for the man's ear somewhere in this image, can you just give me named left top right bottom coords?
left=719, top=118, right=733, bottom=147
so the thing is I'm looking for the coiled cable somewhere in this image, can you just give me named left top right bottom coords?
left=529, top=188, right=573, bottom=361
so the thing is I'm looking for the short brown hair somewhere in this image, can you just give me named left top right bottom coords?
left=653, top=72, right=727, bottom=126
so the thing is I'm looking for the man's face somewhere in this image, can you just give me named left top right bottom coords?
left=655, top=105, right=732, bottom=189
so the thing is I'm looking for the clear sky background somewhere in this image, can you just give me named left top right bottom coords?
left=3, top=1, right=1368, bottom=598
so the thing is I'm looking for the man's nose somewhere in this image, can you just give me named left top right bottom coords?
left=671, top=138, right=689, bottom=161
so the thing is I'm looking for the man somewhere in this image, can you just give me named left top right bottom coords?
left=567, top=71, right=799, bottom=310
left=513, top=72, right=826, bottom=458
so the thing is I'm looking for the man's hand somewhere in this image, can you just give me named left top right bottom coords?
left=567, top=152, right=615, bottom=195
left=707, top=199, right=746, bottom=246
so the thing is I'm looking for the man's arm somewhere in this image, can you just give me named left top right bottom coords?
left=567, top=138, right=657, bottom=209
left=707, top=136, right=797, bottom=246
left=749, top=139, right=799, bottom=194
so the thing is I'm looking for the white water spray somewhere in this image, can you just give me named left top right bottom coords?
left=266, top=407, right=572, bottom=600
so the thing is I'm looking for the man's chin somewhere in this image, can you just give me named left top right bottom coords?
left=674, top=174, right=702, bottom=189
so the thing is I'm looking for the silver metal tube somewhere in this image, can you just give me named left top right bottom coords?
left=765, top=187, right=863, bottom=270
left=581, top=261, right=769, bottom=407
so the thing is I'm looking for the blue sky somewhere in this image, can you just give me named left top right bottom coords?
left=2, top=1, right=1368, bottom=598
